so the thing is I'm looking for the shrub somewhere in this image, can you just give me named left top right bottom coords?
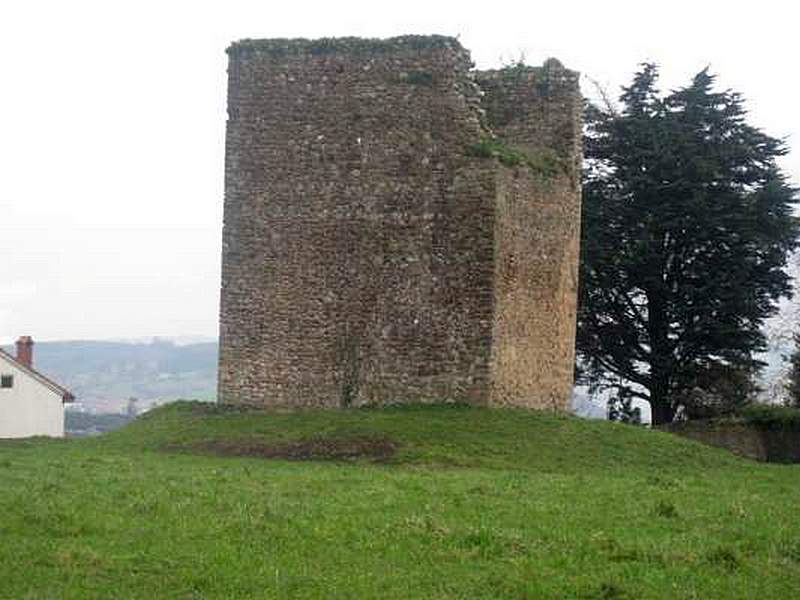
left=739, top=404, right=800, bottom=431
left=679, top=364, right=758, bottom=420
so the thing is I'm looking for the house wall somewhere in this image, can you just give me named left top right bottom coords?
left=0, top=360, right=64, bottom=438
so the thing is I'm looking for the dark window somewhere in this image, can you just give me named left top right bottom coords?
left=1, top=375, right=12, bottom=389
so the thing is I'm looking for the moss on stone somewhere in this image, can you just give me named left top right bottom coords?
left=228, top=35, right=461, bottom=57
left=403, top=71, right=435, bottom=85
left=467, top=138, right=526, bottom=167
left=467, top=138, right=566, bottom=177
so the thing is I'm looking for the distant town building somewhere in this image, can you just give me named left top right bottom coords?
left=0, top=336, right=74, bottom=438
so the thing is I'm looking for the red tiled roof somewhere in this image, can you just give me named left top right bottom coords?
left=0, top=348, right=74, bottom=403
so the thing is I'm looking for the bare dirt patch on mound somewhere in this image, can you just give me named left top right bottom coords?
left=176, top=436, right=399, bottom=462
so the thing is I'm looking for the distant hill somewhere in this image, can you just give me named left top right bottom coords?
left=2, top=339, right=217, bottom=413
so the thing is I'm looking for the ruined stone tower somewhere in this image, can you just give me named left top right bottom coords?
left=218, top=35, right=582, bottom=410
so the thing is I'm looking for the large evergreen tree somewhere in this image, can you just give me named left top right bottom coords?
left=578, top=64, right=798, bottom=425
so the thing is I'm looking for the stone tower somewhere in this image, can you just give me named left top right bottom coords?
left=219, top=35, right=582, bottom=410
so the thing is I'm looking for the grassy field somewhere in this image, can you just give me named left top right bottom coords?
left=1, top=402, right=799, bottom=599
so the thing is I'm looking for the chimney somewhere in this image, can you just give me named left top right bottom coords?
left=16, top=336, right=34, bottom=368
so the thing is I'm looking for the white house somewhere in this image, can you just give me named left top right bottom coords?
left=0, top=336, right=73, bottom=438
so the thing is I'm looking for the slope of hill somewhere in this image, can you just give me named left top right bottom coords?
left=2, top=339, right=218, bottom=412
left=1, top=402, right=798, bottom=598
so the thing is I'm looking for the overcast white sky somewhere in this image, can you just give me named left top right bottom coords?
left=1, top=0, right=798, bottom=343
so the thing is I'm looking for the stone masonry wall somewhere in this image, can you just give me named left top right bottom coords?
left=477, top=64, right=583, bottom=409
left=219, top=36, right=582, bottom=409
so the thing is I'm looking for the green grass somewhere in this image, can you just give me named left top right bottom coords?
left=466, top=138, right=566, bottom=177
left=1, top=402, right=799, bottom=598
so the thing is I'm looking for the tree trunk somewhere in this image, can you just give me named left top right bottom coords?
left=649, top=365, right=674, bottom=425
left=647, top=287, right=674, bottom=426
left=650, top=396, right=675, bottom=426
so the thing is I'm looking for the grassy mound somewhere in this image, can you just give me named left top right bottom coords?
left=1, top=402, right=799, bottom=598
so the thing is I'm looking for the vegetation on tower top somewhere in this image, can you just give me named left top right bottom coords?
left=227, top=35, right=463, bottom=57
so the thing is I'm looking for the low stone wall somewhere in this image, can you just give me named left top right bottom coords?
left=663, top=421, right=800, bottom=463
